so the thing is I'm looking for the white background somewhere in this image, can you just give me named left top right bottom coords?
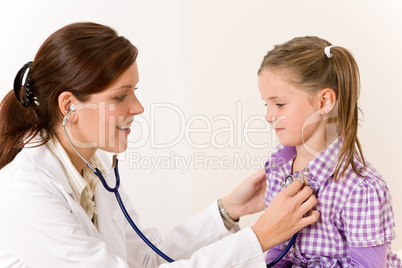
left=1, top=0, right=401, bottom=255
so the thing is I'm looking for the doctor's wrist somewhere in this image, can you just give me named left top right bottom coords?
left=218, top=199, right=239, bottom=230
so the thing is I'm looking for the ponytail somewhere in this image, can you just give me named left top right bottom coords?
left=0, top=89, right=42, bottom=169
left=330, top=46, right=366, bottom=179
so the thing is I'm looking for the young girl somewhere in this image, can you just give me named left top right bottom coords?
left=259, top=36, right=401, bottom=267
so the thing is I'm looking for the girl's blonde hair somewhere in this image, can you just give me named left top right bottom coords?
left=258, top=36, right=365, bottom=181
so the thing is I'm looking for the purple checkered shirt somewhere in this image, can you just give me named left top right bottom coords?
left=264, top=137, right=401, bottom=267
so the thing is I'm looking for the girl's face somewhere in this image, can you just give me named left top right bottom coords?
left=258, top=69, right=322, bottom=148
left=73, top=62, right=144, bottom=153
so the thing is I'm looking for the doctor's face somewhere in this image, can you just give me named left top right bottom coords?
left=73, top=62, right=144, bottom=153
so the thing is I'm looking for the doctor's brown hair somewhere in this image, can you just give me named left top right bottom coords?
left=258, top=36, right=365, bottom=181
left=0, top=22, right=138, bottom=169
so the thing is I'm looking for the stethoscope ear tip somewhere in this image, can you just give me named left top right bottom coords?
left=70, top=104, right=76, bottom=112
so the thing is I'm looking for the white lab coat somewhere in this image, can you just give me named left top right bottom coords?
left=0, top=142, right=266, bottom=268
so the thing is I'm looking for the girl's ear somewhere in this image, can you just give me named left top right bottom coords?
left=319, top=88, right=337, bottom=116
left=58, top=92, right=78, bottom=122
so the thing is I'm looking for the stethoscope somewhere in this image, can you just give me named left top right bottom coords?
left=62, top=104, right=300, bottom=266
left=62, top=104, right=174, bottom=263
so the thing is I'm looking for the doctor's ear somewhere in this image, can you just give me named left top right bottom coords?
left=319, top=88, right=336, bottom=116
left=58, top=91, right=78, bottom=122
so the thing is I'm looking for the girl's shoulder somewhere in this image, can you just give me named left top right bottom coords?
left=337, top=158, right=392, bottom=209
left=341, top=157, right=385, bottom=187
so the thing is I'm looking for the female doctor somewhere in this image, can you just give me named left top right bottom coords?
left=0, top=22, right=319, bottom=268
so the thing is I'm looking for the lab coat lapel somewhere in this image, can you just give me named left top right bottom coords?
left=27, top=143, right=102, bottom=238
left=31, top=142, right=127, bottom=259
left=29, top=143, right=75, bottom=200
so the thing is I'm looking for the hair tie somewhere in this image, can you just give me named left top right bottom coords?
left=13, top=61, right=36, bottom=108
left=324, top=46, right=335, bottom=58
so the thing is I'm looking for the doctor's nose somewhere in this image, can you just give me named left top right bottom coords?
left=129, top=96, right=144, bottom=115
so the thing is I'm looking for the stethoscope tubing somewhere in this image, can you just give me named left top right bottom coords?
left=62, top=108, right=174, bottom=262
left=105, top=160, right=297, bottom=266
left=107, top=159, right=175, bottom=263
left=266, top=232, right=298, bottom=267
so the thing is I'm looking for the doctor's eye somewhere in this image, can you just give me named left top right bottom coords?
left=276, top=103, right=285, bottom=108
left=114, top=94, right=128, bottom=102
left=264, top=103, right=267, bottom=107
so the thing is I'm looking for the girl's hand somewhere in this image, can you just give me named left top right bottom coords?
left=221, top=169, right=267, bottom=220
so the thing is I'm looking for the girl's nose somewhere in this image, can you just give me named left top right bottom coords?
left=265, top=111, right=276, bottom=124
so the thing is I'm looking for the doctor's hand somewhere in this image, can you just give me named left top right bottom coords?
left=221, top=169, right=266, bottom=221
left=251, top=180, right=319, bottom=252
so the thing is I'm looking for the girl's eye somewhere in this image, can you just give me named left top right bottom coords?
left=114, top=94, right=128, bottom=102
left=264, top=103, right=267, bottom=107
left=276, top=103, right=285, bottom=107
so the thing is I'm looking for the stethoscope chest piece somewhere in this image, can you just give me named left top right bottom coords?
left=282, top=171, right=305, bottom=189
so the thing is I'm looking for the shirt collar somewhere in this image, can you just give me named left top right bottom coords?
left=271, top=145, right=296, bottom=169
left=272, top=137, right=342, bottom=185
left=304, top=136, right=342, bottom=185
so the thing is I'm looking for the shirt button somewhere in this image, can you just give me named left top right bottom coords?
left=272, top=162, right=277, bottom=168
left=303, top=167, right=310, bottom=172
left=376, top=238, right=384, bottom=244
